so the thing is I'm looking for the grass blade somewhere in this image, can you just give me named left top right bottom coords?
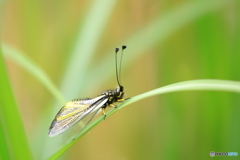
left=0, top=106, right=11, bottom=160
left=48, top=79, right=240, bottom=159
left=0, top=46, right=33, bottom=159
left=2, top=44, right=66, bottom=104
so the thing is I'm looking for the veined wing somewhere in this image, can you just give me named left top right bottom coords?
left=49, top=95, right=108, bottom=137
left=69, top=104, right=103, bottom=140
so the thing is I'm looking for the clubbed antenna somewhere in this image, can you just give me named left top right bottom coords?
left=115, top=45, right=127, bottom=87
left=115, top=47, right=120, bottom=86
left=119, top=45, right=127, bottom=84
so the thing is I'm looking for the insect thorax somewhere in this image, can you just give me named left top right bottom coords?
left=101, top=87, right=124, bottom=104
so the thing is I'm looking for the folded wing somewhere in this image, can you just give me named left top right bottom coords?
left=48, top=95, right=108, bottom=137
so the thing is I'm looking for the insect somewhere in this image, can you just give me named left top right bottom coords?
left=48, top=45, right=129, bottom=137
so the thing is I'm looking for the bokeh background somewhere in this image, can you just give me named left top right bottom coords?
left=1, top=0, right=240, bottom=159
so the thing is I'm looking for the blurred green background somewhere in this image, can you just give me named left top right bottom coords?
left=1, top=0, right=240, bottom=159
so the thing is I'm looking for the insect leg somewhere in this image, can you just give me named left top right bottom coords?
left=110, top=104, right=116, bottom=108
left=117, top=97, right=130, bottom=102
left=102, top=108, right=107, bottom=119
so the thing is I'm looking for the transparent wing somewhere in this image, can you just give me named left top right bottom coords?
left=69, top=106, right=102, bottom=140
left=48, top=95, right=108, bottom=137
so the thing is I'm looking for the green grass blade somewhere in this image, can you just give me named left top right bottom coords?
left=124, top=79, right=240, bottom=105
left=0, top=107, right=11, bottom=160
left=2, top=44, right=66, bottom=104
left=48, top=79, right=240, bottom=159
left=0, top=46, right=33, bottom=159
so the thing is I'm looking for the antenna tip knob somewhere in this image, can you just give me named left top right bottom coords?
left=122, top=45, right=127, bottom=50
left=115, top=48, right=119, bottom=53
